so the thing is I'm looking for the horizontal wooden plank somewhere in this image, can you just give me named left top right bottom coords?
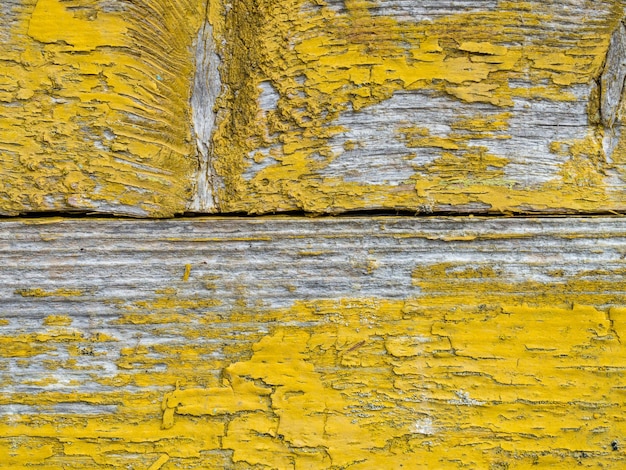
left=0, top=216, right=625, bottom=467
left=3, top=2, right=626, bottom=216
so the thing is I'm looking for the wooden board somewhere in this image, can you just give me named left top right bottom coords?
left=0, top=0, right=207, bottom=216
left=208, top=0, right=626, bottom=215
left=2, top=1, right=626, bottom=216
left=1, top=216, right=625, bottom=468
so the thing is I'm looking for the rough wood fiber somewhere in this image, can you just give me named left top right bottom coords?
left=1, top=217, right=625, bottom=468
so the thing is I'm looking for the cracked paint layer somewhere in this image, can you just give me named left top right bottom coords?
left=3, top=1, right=626, bottom=216
left=0, top=217, right=625, bottom=467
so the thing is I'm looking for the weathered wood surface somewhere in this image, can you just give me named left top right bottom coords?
left=0, top=216, right=625, bottom=468
left=2, top=1, right=626, bottom=216
left=210, top=0, right=626, bottom=215
left=0, top=0, right=207, bottom=216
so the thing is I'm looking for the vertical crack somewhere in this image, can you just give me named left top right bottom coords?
left=600, top=20, right=626, bottom=161
left=607, top=308, right=622, bottom=344
left=189, top=0, right=223, bottom=212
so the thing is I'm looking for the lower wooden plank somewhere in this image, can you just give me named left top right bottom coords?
left=0, top=217, right=625, bottom=468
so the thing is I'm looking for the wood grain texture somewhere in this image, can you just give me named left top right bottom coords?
left=202, top=0, right=626, bottom=215
left=1, top=216, right=625, bottom=468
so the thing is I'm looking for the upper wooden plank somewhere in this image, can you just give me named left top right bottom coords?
left=2, top=1, right=626, bottom=216
left=0, top=0, right=206, bottom=216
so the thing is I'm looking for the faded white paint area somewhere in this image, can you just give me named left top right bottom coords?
left=322, top=91, right=492, bottom=185
left=257, top=81, right=280, bottom=112
left=450, top=390, right=485, bottom=406
left=243, top=82, right=283, bottom=179
left=410, top=418, right=435, bottom=435
left=323, top=0, right=499, bottom=20
left=244, top=145, right=282, bottom=180
left=480, top=83, right=593, bottom=185
left=324, top=91, right=458, bottom=185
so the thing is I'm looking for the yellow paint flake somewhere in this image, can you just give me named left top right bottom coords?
left=28, top=0, right=127, bottom=50
left=15, top=288, right=83, bottom=298
left=182, top=264, right=192, bottom=282
left=147, top=454, right=170, bottom=470
left=399, top=127, right=460, bottom=150
left=43, top=315, right=72, bottom=326
left=459, top=41, right=509, bottom=56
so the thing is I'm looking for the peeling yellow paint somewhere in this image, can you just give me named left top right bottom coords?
left=182, top=264, right=192, bottom=282
left=0, top=0, right=207, bottom=216
left=15, top=288, right=83, bottom=298
left=1, top=1, right=625, bottom=215
left=2, top=263, right=625, bottom=467
left=209, top=0, right=626, bottom=214
left=43, top=315, right=72, bottom=326
left=147, top=454, right=170, bottom=470
left=1, top=1, right=626, bottom=468
left=156, top=296, right=624, bottom=467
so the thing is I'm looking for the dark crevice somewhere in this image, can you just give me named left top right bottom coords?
left=2, top=209, right=626, bottom=220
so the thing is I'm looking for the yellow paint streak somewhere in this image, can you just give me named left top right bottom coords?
left=15, top=288, right=83, bottom=298
left=43, top=315, right=72, bottom=326
left=0, top=0, right=207, bottom=216
left=28, top=0, right=127, bottom=50
left=147, top=454, right=170, bottom=470
left=182, top=264, right=192, bottom=282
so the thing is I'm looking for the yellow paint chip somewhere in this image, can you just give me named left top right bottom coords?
left=183, top=264, right=192, bottom=282
left=459, top=41, right=508, bottom=56
left=147, top=454, right=170, bottom=470
left=15, top=288, right=83, bottom=298
left=28, top=0, right=128, bottom=50
left=43, top=315, right=72, bottom=326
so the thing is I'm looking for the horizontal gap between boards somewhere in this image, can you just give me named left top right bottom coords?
left=0, top=209, right=625, bottom=221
